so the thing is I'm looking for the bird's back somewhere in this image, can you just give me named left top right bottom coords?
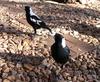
left=51, top=43, right=70, bottom=64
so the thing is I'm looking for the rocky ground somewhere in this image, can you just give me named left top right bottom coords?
left=0, top=0, right=100, bottom=82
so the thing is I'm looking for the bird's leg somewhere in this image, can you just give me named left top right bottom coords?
left=45, top=27, right=52, bottom=34
left=61, top=64, right=64, bottom=68
left=34, top=28, right=37, bottom=35
left=48, top=28, right=52, bottom=34
left=34, top=28, right=41, bottom=36
left=60, top=64, right=66, bottom=68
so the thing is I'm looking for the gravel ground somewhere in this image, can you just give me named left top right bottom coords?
left=0, top=0, right=100, bottom=82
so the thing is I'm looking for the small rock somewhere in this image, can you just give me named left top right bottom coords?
left=16, top=63, right=22, bottom=68
left=96, top=24, right=100, bottom=28
left=68, top=76, right=71, bottom=80
left=2, top=73, right=8, bottom=79
left=42, top=49, right=49, bottom=56
left=61, top=29, right=68, bottom=34
left=0, top=59, right=6, bottom=67
left=56, top=28, right=60, bottom=32
left=9, top=48, right=16, bottom=54
left=91, top=61, right=96, bottom=66
left=28, top=72, right=37, bottom=77
left=87, top=75, right=93, bottom=80
left=57, top=79, right=66, bottom=82
left=3, top=79, right=10, bottom=82
left=23, top=39, right=31, bottom=50
left=16, top=79, right=22, bottom=82
left=78, top=76, right=84, bottom=81
left=23, top=64, right=33, bottom=71
left=7, top=75, right=16, bottom=81
left=0, top=79, right=2, bottom=82
left=11, top=70, right=17, bottom=76
left=17, top=42, right=23, bottom=51
left=18, top=74, right=26, bottom=81
left=4, top=68, right=10, bottom=73
left=73, top=76, right=77, bottom=81
left=63, top=72, right=69, bottom=79
left=73, top=31, right=79, bottom=38
left=8, top=63, right=15, bottom=68
left=83, top=39, right=88, bottom=43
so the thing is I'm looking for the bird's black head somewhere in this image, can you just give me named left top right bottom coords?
left=25, top=6, right=30, bottom=12
left=54, top=33, right=64, bottom=43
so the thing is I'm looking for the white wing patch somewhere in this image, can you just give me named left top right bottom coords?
left=30, top=18, right=42, bottom=25
left=37, top=20, right=42, bottom=25
left=61, top=38, right=66, bottom=48
left=30, top=18, right=36, bottom=22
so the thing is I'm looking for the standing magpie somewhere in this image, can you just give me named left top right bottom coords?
left=51, top=33, right=70, bottom=67
left=25, top=6, right=52, bottom=34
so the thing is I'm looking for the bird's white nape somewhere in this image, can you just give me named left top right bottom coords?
left=29, top=7, right=35, bottom=15
left=61, top=38, right=66, bottom=48
left=29, top=7, right=40, bottom=19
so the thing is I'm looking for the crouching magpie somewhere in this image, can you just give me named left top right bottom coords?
left=25, top=6, right=52, bottom=34
left=51, top=33, right=70, bottom=67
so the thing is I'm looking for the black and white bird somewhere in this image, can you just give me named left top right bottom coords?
left=25, top=6, right=52, bottom=34
left=51, top=33, right=70, bottom=67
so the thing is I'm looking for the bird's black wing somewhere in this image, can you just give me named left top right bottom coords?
left=64, top=45, right=70, bottom=54
left=30, top=15, right=44, bottom=26
left=30, top=15, right=46, bottom=27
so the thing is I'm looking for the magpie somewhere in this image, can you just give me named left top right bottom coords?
left=51, top=33, right=70, bottom=67
left=25, top=6, right=52, bottom=34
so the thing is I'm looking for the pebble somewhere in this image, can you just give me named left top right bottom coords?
left=68, top=76, right=71, bottom=80
left=11, top=70, right=17, bottom=76
left=73, top=31, right=79, bottom=38
left=23, top=64, right=33, bottom=71
left=73, top=76, right=77, bottom=81
left=56, top=28, right=60, bottom=32
left=78, top=76, right=84, bottom=81
left=16, top=80, right=22, bottom=82
left=83, top=39, right=88, bottom=43
left=4, top=68, right=10, bottom=73
left=61, top=29, right=68, bottom=34
left=96, top=24, right=100, bottom=28
left=2, top=73, right=8, bottom=79
left=0, top=60, right=6, bottom=67
left=3, top=79, right=10, bottom=82
left=16, top=63, right=22, bottom=68
left=0, top=79, right=2, bottom=82
left=7, top=75, right=16, bottom=81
